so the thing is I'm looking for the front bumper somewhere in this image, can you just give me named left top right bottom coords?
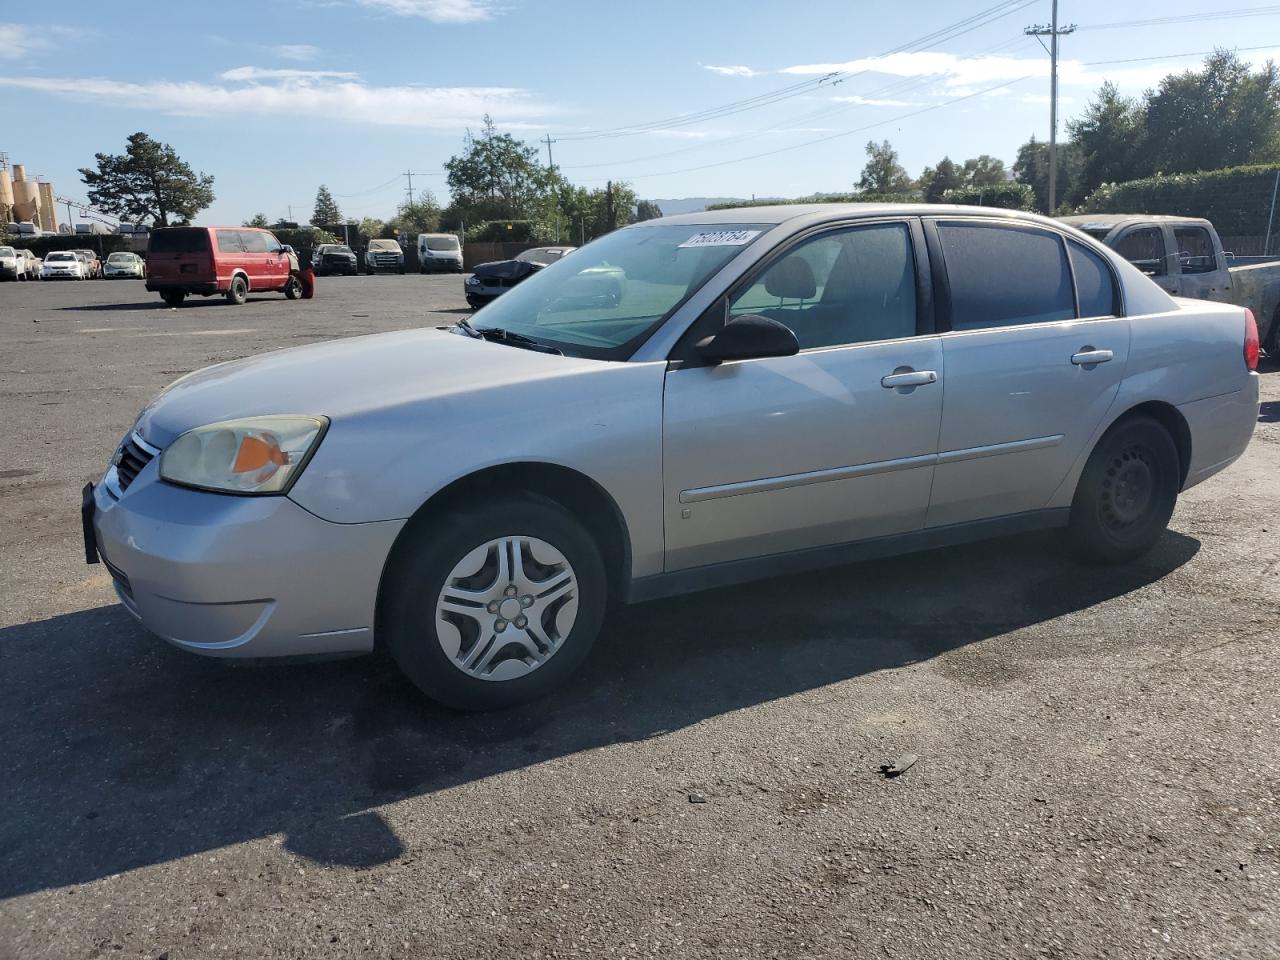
left=88, top=456, right=405, bottom=658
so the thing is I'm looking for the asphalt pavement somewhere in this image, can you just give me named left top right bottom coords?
left=1, top=275, right=1278, bottom=959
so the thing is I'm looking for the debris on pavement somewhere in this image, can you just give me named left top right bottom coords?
left=880, top=754, right=919, bottom=778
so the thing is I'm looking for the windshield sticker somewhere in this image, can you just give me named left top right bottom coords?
left=678, top=229, right=762, bottom=248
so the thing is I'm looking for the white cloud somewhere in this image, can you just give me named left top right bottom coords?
left=0, top=72, right=557, bottom=129
left=703, top=64, right=759, bottom=78
left=272, top=44, right=322, bottom=61
left=0, top=24, right=79, bottom=58
left=831, top=94, right=921, bottom=107
left=219, top=66, right=360, bottom=82
left=356, top=0, right=495, bottom=22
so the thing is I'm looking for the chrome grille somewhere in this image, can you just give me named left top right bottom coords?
left=112, top=433, right=159, bottom=493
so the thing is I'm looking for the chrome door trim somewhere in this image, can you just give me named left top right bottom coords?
left=679, top=452, right=937, bottom=503
left=935, top=434, right=1064, bottom=465
left=679, top=434, right=1065, bottom=503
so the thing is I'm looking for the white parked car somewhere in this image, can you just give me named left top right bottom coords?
left=41, top=251, right=87, bottom=280
left=19, top=249, right=41, bottom=279
left=104, top=251, right=146, bottom=279
left=86, top=205, right=1260, bottom=710
left=0, top=245, right=29, bottom=281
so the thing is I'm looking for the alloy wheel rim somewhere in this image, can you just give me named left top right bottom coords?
left=1099, top=445, right=1156, bottom=531
left=435, top=536, right=578, bottom=682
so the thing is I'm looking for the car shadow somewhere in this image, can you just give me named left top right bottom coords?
left=1259, top=400, right=1280, bottom=423
left=59, top=298, right=286, bottom=312
left=0, top=529, right=1200, bottom=899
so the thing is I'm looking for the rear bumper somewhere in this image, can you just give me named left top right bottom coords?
left=1179, top=375, right=1260, bottom=490
left=91, top=469, right=405, bottom=658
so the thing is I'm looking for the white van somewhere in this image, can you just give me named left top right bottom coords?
left=417, top=233, right=463, bottom=273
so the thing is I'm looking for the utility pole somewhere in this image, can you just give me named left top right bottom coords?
left=542, top=135, right=557, bottom=171
left=605, top=180, right=616, bottom=232
left=404, top=170, right=415, bottom=208
left=1025, top=1, right=1076, bottom=212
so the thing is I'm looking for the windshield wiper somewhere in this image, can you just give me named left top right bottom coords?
left=453, top=316, right=482, bottom=338
left=462, top=322, right=563, bottom=355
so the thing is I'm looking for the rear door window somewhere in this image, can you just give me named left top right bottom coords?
left=148, top=228, right=210, bottom=254
left=1112, top=227, right=1167, bottom=277
left=216, top=230, right=245, bottom=253
left=936, top=222, right=1075, bottom=330
left=1173, top=226, right=1217, bottom=275
left=1068, top=243, right=1119, bottom=318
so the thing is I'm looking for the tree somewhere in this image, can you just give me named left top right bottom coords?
left=918, top=157, right=966, bottom=203
left=357, top=217, right=387, bottom=241
left=542, top=180, right=639, bottom=243
left=78, top=132, right=214, bottom=227
left=1144, top=50, right=1280, bottom=174
left=1068, top=82, right=1148, bottom=201
left=242, top=212, right=270, bottom=228
left=445, top=116, right=557, bottom=225
left=389, top=194, right=442, bottom=236
left=963, top=154, right=1007, bottom=187
left=311, top=185, right=342, bottom=225
left=635, top=199, right=663, bottom=221
left=1014, top=135, right=1084, bottom=212
left=857, top=140, right=914, bottom=195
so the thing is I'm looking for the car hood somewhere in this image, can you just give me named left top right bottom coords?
left=134, top=327, right=605, bottom=447
left=471, top=259, right=540, bottom=281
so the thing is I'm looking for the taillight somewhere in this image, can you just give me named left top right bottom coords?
left=1245, top=308, right=1260, bottom=371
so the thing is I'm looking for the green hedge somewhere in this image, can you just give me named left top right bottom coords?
left=943, top=183, right=1035, bottom=210
left=1078, top=164, right=1280, bottom=235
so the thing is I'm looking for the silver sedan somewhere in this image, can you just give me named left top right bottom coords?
left=87, top=205, right=1260, bottom=709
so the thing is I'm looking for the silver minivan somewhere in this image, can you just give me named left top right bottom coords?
left=418, top=233, right=464, bottom=273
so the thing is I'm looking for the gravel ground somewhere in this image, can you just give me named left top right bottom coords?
left=1, top=276, right=1278, bottom=960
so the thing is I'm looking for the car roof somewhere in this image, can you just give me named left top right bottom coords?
left=1058, top=213, right=1212, bottom=228
left=645, top=203, right=1068, bottom=228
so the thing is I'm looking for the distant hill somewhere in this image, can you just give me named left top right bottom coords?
left=651, top=197, right=746, bottom=215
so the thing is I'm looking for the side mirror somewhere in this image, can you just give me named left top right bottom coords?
left=281, top=245, right=295, bottom=255
left=696, top=314, right=799, bottom=364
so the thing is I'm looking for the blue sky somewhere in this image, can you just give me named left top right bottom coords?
left=2, top=0, right=1279, bottom=225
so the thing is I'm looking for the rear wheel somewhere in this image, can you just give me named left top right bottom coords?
left=1267, top=306, right=1280, bottom=358
left=382, top=494, right=607, bottom=710
left=1064, top=415, right=1180, bottom=565
left=283, top=275, right=302, bottom=300
left=161, top=291, right=185, bottom=307
left=226, top=275, right=248, bottom=305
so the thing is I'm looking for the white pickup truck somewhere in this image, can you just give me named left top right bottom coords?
left=1061, top=214, right=1280, bottom=354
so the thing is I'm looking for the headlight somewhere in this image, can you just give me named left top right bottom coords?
left=160, top=416, right=328, bottom=495
left=466, top=276, right=480, bottom=286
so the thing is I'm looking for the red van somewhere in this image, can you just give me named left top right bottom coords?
left=145, top=226, right=302, bottom=307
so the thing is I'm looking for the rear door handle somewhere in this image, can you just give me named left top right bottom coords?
left=1071, top=349, right=1114, bottom=366
left=881, top=370, right=938, bottom=388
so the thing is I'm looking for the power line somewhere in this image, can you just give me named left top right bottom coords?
left=1075, top=6, right=1280, bottom=31
left=553, top=0, right=1039, bottom=142
left=1083, top=42, right=1280, bottom=66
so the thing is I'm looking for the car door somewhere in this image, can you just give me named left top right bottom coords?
left=925, top=219, right=1130, bottom=528
left=260, top=231, right=290, bottom=288
left=236, top=229, right=269, bottom=289
left=661, top=219, right=944, bottom=571
left=1171, top=223, right=1225, bottom=301
left=215, top=229, right=248, bottom=287
left=1111, top=223, right=1176, bottom=295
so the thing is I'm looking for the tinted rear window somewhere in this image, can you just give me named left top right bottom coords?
left=148, top=228, right=210, bottom=254
left=938, top=223, right=1075, bottom=330
left=1069, top=243, right=1118, bottom=318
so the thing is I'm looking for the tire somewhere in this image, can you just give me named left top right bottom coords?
left=1266, top=306, right=1280, bottom=358
left=226, top=275, right=248, bottom=305
left=161, top=291, right=185, bottom=307
left=283, top=275, right=302, bottom=300
left=398, top=265, right=405, bottom=275
left=365, top=265, right=374, bottom=276
left=1064, top=415, right=1180, bottom=565
left=382, top=494, right=607, bottom=710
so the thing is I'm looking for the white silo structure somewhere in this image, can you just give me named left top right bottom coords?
left=11, top=164, right=40, bottom=224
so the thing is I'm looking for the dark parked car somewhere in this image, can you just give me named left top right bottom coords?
left=464, top=246, right=576, bottom=309
left=312, top=244, right=359, bottom=276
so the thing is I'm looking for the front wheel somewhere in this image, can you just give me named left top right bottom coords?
left=283, top=275, right=302, bottom=300
left=1064, top=416, right=1180, bottom=565
left=226, top=275, right=248, bottom=305
left=382, top=495, right=607, bottom=710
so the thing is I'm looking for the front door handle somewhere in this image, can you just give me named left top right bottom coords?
left=1071, top=349, right=1114, bottom=366
left=881, top=370, right=938, bottom=389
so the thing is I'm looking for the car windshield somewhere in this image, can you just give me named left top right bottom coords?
left=471, top=223, right=769, bottom=359
left=107, top=253, right=133, bottom=262
left=332, top=246, right=353, bottom=255
left=368, top=240, right=399, bottom=251
left=425, top=236, right=459, bottom=251
left=0, top=247, right=13, bottom=257
left=47, top=252, right=74, bottom=262
left=516, top=247, right=570, bottom=265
